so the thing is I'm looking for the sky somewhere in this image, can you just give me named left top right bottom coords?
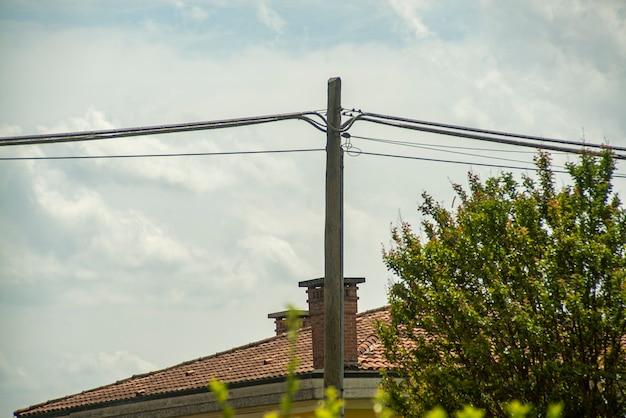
left=1, top=0, right=625, bottom=416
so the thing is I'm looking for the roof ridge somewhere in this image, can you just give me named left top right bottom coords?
left=123, top=331, right=303, bottom=384
left=357, top=305, right=390, bottom=317
left=178, top=332, right=289, bottom=366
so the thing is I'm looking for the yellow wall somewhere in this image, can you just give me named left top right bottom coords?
left=187, top=399, right=378, bottom=418
left=294, top=409, right=376, bottom=418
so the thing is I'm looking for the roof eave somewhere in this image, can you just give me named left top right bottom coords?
left=16, top=371, right=384, bottom=418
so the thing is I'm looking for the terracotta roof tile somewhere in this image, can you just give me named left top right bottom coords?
left=16, top=306, right=392, bottom=417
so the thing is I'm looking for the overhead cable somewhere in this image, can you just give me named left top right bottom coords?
left=0, top=148, right=325, bottom=161
left=357, top=150, right=626, bottom=178
left=351, top=134, right=626, bottom=173
left=0, top=111, right=328, bottom=146
left=351, top=134, right=544, bottom=166
left=350, top=134, right=537, bottom=154
left=2, top=108, right=622, bottom=162
left=349, top=116, right=626, bottom=160
left=348, top=111, right=626, bottom=152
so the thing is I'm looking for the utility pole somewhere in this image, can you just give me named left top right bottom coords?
left=324, top=77, right=343, bottom=394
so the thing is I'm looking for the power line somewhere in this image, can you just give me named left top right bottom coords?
left=355, top=150, right=626, bottom=179
left=0, top=111, right=328, bottom=146
left=351, top=134, right=544, bottom=167
left=2, top=108, right=623, bottom=162
left=355, top=118, right=626, bottom=158
left=345, top=110, right=626, bottom=152
left=0, top=148, right=325, bottom=161
left=351, top=134, right=538, bottom=153
left=342, top=111, right=626, bottom=159
left=356, top=150, right=539, bottom=171
left=349, top=134, right=626, bottom=174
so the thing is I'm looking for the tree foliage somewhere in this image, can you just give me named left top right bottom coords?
left=378, top=151, right=626, bottom=417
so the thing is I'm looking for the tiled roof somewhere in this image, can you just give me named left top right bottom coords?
left=16, top=306, right=391, bottom=417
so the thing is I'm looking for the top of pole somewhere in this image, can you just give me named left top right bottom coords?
left=327, top=78, right=342, bottom=135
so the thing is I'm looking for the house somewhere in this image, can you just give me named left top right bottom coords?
left=15, top=278, right=391, bottom=418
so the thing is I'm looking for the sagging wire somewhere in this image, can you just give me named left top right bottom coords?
left=0, top=148, right=325, bottom=161
left=360, top=111, right=626, bottom=152
left=2, top=106, right=622, bottom=165
left=341, top=110, right=626, bottom=160
left=299, top=112, right=328, bottom=133
left=357, top=150, right=626, bottom=179
left=0, top=110, right=331, bottom=146
left=351, top=134, right=541, bottom=167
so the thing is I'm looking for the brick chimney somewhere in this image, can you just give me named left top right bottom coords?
left=298, top=277, right=365, bottom=370
left=267, top=310, right=309, bottom=336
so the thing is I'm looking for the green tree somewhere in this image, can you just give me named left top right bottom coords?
left=378, top=150, right=626, bottom=417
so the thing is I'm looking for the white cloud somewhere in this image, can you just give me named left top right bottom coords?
left=60, top=351, right=157, bottom=376
left=35, top=109, right=236, bottom=193
left=0, top=351, right=35, bottom=390
left=39, top=107, right=117, bottom=134
left=62, top=286, right=134, bottom=307
left=387, top=0, right=431, bottom=39
left=31, top=177, right=196, bottom=270
left=0, top=350, right=39, bottom=417
left=238, top=234, right=311, bottom=279
left=141, top=17, right=170, bottom=34
left=187, top=5, right=210, bottom=22
left=174, top=0, right=210, bottom=23
left=257, top=2, right=285, bottom=34
left=0, top=124, right=22, bottom=136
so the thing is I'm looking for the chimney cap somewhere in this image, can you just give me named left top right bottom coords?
left=298, top=277, right=365, bottom=288
left=267, top=310, right=308, bottom=319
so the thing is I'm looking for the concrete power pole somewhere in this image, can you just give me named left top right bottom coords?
left=324, top=77, right=343, bottom=394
